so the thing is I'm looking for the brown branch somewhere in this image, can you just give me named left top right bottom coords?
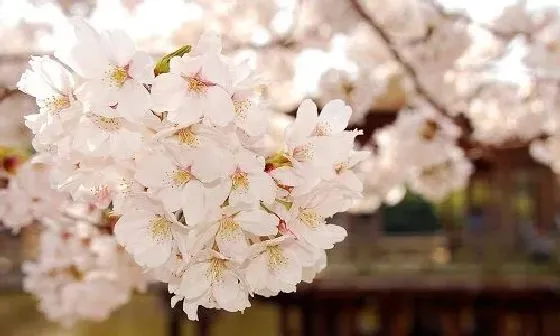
left=348, top=0, right=448, bottom=115
left=0, top=88, right=19, bottom=102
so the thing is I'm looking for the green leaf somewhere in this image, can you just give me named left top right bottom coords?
left=154, top=44, right=192, bottom=76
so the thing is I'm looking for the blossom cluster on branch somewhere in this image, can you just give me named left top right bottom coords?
left=3, top=0, right=560, bottom=207
left=23, top=211, right=146, bottom=327
left=12, top=19, right=365, bottom=321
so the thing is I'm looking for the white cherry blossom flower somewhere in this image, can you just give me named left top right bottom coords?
left=56, top=19, right=153, bottom=122
left=114, top=200, right=182, bottom=268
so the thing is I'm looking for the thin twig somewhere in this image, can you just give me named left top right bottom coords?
left=348, top=0, right=448, bottom=115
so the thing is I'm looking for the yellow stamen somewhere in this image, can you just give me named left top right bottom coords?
left=91, top=116, right=121, bottom=132
left=419, top=119, right=439, bottom=141
left=334, top=162, right=347, bottom=174
left=266, top=246, right=286, bottom=269
left=218, top=215, right=239, bottom=238
left=150, top=216, right=172, bottom=242
left=208, top=258, right=226, bottom=281
left=186, top=77, right=208, bottom=95
left=233, top=99, right=251, bottom=120
left=231, top=169, right=249, bottom=191
left=292, top=144, right=313, bottom=162
left=298, top=208, right=320, bottom=228
left=108, top=65, right=128, bottom=88
left=44, top=96, right=71, bottom=115
left=313, top=122, right=331, bottom=136
left=174, top=127, right=199, bottom=147
left=172, top=168, right=193, bottom=186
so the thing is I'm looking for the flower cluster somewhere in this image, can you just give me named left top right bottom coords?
left=0, top=159, right=68, bottom=232
left=18, top=20, right=365, bottom=320
left=23, top=215, right=146, bottom=327
left=355, top=107, right=472, bottom=210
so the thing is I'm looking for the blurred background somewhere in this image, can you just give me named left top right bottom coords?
left=2, top=0, right=560, bottom=335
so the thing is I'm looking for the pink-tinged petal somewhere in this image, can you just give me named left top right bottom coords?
left=100, top=30, right=136, bottom=66
left=181, top=181, right=206, bottom=225
left=170, top=55, right=204, bottom=76
left=276, top=248, right=303, bottom=286
left=166, top=96, right=204, bottom=127
left=201, top=53, right=232, bottom=89
left=246, top=254, right=268, bottom=292
left=248, top=172, right=276, bottom=204
left=286, top=99, right=317, bottom=146
left=56, top=19, right=109, bottom=78
left=305, top=224, right=347, bottom=250
left=237, top=104, right=267, bottom=137
left=270, top=167, right=303, bottom=186
left=110, top=129, right=143, bottom=158
left=213, top=270, right=243, bottom=310
left=236, top=150, right=264, bottom=174
left=204, top=181, right=231, bottom=210
left=179, top=262, right=211, bottom=299
left=117, top=81, right=150, bottom=122
left=215, top=224, right=249, bottom=261
left=203, top=86, right=234, bottom=126
left=191, top=146, right=234, bottom=183
left=135, top=154, right=176, bottom=188
left=319, top=99, right=351, bottom=133
left=236, top=209, right=278, bottom=236
left=192, top=30, right=222, bottom=55
left=150, top=73, right=186, bottom=111
left=72, top=122, right=109, bottom=153
left=76, top=80, right=117, bottom=108
left=337, top=171, right=363, bottom=194
left=129, top=51, right=154, bottom=83
left=135, top=239, right=173, bottom=267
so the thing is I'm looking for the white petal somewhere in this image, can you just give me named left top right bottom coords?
left=128, top=51, right=154, bottom=83
left=150, top=73, right=186, bottom=111
left=100, top=30, right=136, bottom=66
left=204, top=86, right=234, bottom=126
left=215, top=225, right=249, bottom=261
left=248, top=172, right=276, bottom=204
left=117, top=81, right=150, bottom=122
left=179, top=263, right=211, bottom=299
left=191, top=146, right=234, bottom=182
left=319, top=99, right=351, bottom=133
left=181, top=181, right=206, bottom=225
left=287, top=99, right=317, bottom=146
left=236, top=209, right=278, bottom=236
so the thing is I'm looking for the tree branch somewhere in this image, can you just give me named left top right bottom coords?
left=348, top=0, right=448, bottom=115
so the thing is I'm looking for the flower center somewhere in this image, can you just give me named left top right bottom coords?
left=44, top=95, right=71, bottom=115
left=172, top=168, right=193, bottom=186
left=150, top=216, right=173, bottom=242
left=421, top=161, right=452, bottom=179
left=419, top=118, right=439, bottom=141
left=208, top=258, right=226, bottom=281
left=107, top=65, right=129, bottom=88
left=266, top=246, right=286, bottom=270
left=313, top=122, right=331, bottom=136
left=174, top=127, right=199, bottom=147
left=233, top=99, right=251, bottom=120
left=186, top=76, right=209, bottom=95
left=231, top=169, right=249, bottom=191
left=298, top=208, right=320, bottom=228
left=91, top=115, right=122, bottom=132
left=334, top=162, right=347, bottom=174
left=218, top=215, right=240, bottom=238
left=292, top=143, right=314, bottom=162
